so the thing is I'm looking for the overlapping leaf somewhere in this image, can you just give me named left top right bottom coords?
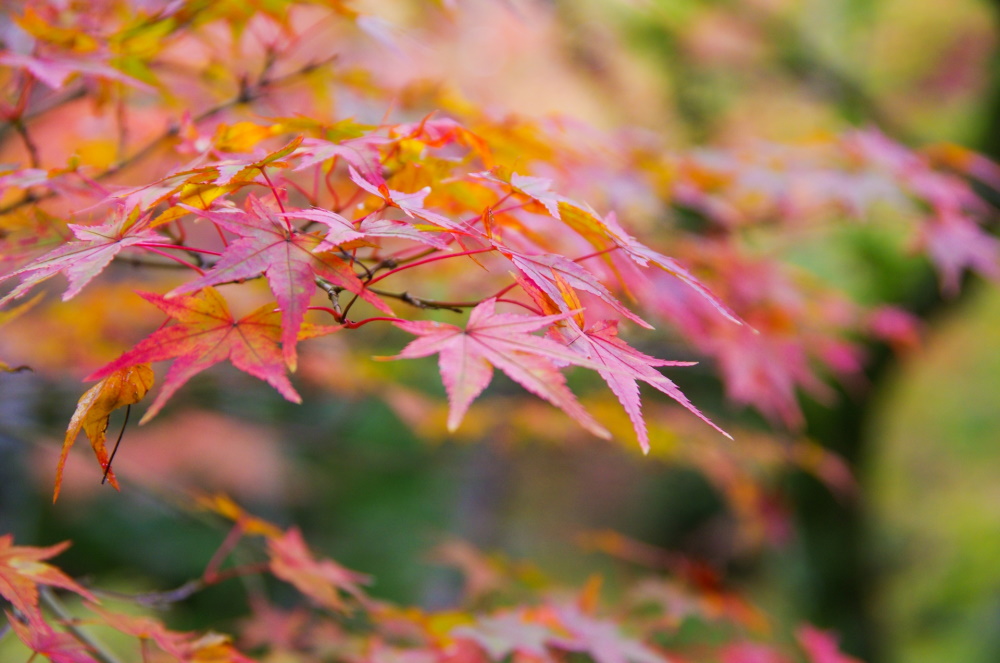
left=492, top=238, right=651, bottom=328
left=289, top=207, right=449, bottom=250
left=349, top=166, right=469, bottom=233
left=386, top=298, right=611, bottom=439
left=172, top=195, right=387, bottom=369
left=87, top=288, right=339, bottom=423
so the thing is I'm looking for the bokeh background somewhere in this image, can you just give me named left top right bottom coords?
left=2, top=1, right=999, bottom=662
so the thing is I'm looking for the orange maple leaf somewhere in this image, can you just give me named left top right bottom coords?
left=55, top=364, right=154, bottom=501
left=267, top=528, right=370, bottom=612
left=86, top=288, right=340, bottom=424
left=0, top=535, right=97, bottom=622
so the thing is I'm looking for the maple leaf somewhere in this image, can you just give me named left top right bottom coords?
left=921, top=214, right=1000, bottom=295
left=0, top=51, right=152, bottom=91
left=796, top=626, right=862, bottom=663
left=385, top=298, right=611, bottom=439
left=476, top=170, right=566, bottom=219
left=86, top=288, right=339, bottom=424
left=560, top=321, right=729, bottom=452
left=288, top=207, right=449, bottom=250
left=0, top=535, right=97, bottom=621
left=452, top=610, right=557, bottom=662
left=600, top=211, right=741, bottom=325
left=84, top=603, right=192, bottom=660
left=551, top=605, right=666, bottom=663
left=349, top=166, right=469, bottom=233
left=180, top=632, right=256, bottom=663
left=295, top=135, right=388, bottom=185
left=6, top=611, right=100, bottom=663
left=196, top=493, right=284, bottom=538
left=0, top=205, right=161, bottom=307
left=54, top=364, right=155, bottom=501
left=172, top=195, right=387, bottom=369
left=267, top=527, right=370, bottom=612
left=492, top=238, right=651, bottom=329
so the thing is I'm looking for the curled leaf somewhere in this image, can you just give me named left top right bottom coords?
left=55, top=364, right=154, bottom=502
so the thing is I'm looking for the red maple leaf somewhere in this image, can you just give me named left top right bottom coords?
left=386, top=298, right=611, bottom=439
left=267, top=528, right=370, bottom=612
left=172, top=195, right=388, bottom=369
left=0, top=535, right=97, bottom=621
left=0, top=205, right=161, bottom=307
left=561, top=320, right=729, bottom=452
left=86, top=288, right=339, bottom=423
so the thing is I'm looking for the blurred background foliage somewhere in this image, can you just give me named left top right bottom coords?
left=1, top=1, right=999, bottom=662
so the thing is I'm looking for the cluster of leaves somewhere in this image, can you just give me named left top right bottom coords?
left=0, top=496, right=861, bottom=663
left=0, top=0, right=998, bottom=661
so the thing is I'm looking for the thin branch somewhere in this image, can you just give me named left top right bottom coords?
left=11, top=120, right=40, bottom=168
left=93, top=563, right=270, bottom=608
left=0, top=54, right=340, bottom=216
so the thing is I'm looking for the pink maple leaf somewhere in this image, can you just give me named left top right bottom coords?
left=921, top=214, right=1000, bottom=295
left=796, top=626, right=862, bottom=663
left=172, top=195, right=390, bottom=369
left=602, top=211, right=741, bottom=325
left=385, top=298, right=611, bottom=439
left=288, top=207, right=449, bottom=250
left=0, top=204, right=161, bottom=307
left=551, top=606, right=666, bottom=663
left=294, top=135, right=388, bottom=185
left=348, top=166, right=468, bottom=233
left=476, top=171, right=566, bottom=219
left=561, top=320, right=729, bottom=452
left=492, top=238, right=651, bottom=329
left=452, top=610, right=556, bottom=661
left=0, top=52, right=152, bottom=91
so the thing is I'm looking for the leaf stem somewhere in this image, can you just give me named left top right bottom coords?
left=135, top=243, right=222, bottom=256
left=366, top=247, right=494, bottom=286
left=135, top=247, right=205, bottom=275
left=102, top=404, right=130, bottom=485
left=258, top=166, right=291, bottom=232
left=343, top=316, right=406, bottom=329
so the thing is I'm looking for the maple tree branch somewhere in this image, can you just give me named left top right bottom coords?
left=10, top=119, right=41, bottom=169
left=39, top=588, right=124, bottom=663
left=95, top=562, right=270, bottom=608
left=0, top=54, right=340, bottom=216
left=368, top=288, right=471, bottom=313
